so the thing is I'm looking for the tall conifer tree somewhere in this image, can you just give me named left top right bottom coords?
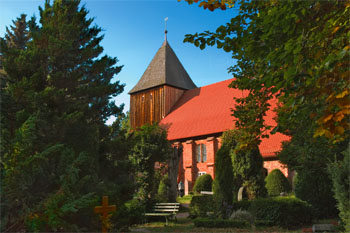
left=1, top=1, right=125, bottom=231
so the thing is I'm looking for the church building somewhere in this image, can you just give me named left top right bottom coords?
left=129, top=37, right=291, bottom=195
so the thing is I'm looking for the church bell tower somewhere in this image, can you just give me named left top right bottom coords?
left=129, top=32, right=196, bottom=129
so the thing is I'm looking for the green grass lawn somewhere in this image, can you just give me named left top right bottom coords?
left=176, top=195, right=193, bottom=204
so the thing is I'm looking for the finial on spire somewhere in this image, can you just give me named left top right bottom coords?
left=164, top=17, right=168, bottom=41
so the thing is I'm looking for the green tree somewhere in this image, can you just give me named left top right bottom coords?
left=213, top=130, right=236, bottom=218
left=1, top=0, right=126, bottom=231
left=231, top=146, right=267, bottom=200
left=265, top=169, right=291, bottom=197
left=213, top=143, right=234, bottom=214
left=183, top=0, right=349, bottom=144
left=183, top=0, right=348, bottom=222
left=156, top=174, right=170, bottom=202
left=193, top=174, right=213, bottom=193
left=4, top=14, right=30, bottom=49
left=0, top=14, right=29, bottom=163
left=328, top=146, right=350, bottom=232
left=129, top=124, right=172, bottom=203
left=278, top=122, right=346, bottom=218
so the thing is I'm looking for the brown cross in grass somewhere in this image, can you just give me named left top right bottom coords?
left=94, top=196, right=116, bottom=233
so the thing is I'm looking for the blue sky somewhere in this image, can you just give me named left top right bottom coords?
left=0, top=0, right=237, bottom=124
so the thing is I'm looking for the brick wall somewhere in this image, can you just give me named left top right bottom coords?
left=263, top=160, right=288, bottom=177
left=177, top=136, right=291, bottom=194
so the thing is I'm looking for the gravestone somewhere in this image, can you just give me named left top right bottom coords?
left=312, top=224, right=335, bottom=232
left=185, top=179, right=190, bottom=195
left=238, top=186, right=246, bottom=201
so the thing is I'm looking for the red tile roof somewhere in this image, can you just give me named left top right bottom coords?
left=159, top=79, right=290, bottom=158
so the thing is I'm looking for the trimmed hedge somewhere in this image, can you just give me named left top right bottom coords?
left=328, top=146, right=350, bottom=232
left=254, top=220, right=275, bottom=227
left=193, top=174, right=213, bottom=194
left=193, top=218, right=249, bottom=228
left=156, top=174, right=169, bottom=202
left=249, top=196, right=312, bottom=228
left=189, top=195, right=215, bottom=218
left=232, top=200, right=251, bottom=211
left=265, top=169, right=291, bottom=196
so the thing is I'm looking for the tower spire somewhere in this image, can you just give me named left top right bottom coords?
left=164, top=17, right=168, bottom=41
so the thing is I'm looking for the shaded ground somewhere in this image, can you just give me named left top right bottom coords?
left=129, top=203, right=302, bottom=233
left=129, top=218, right=303, bottom=233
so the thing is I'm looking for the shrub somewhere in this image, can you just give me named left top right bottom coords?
left=193, top=218, right=249, bottom=228
left=231, top=146, right=267, bottom=199
left=156, top=174, right=169, bottom=202
left=249, top=196, right=312, bottom=228
left=112, top=199, right=145, bottom=232
left=294, top=168, right=338, bottom=219
left=265, top=169, right=291, bottom=196
left=213, top=142, right=235, bottom=206
left=193, top=174, right=213, bottom=194
left=277, top=129, right=344, bottom=219
left=328, top=146, right=350, bottom=232
left=230, top=209, right=254, bottom=224
left=254, top=220, right=275, bottom=227
left=232, top=200, right=251, bottom=211
left=189, top=195, right=215, bottom=218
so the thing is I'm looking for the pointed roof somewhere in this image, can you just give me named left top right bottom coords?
left=129, top=41, right=197, bottom=94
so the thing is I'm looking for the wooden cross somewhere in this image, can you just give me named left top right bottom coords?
left=94, top=196, right=116, bottom=233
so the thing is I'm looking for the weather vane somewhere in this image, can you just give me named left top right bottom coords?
left=164, top=17, right=168, bottom=41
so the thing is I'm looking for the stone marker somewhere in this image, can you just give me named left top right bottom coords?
left=200, top=191, right=214, bottom=195
left=312, top=224, right=335, bottom=232
left=94, top=196, right=116, bottom=233
left=185, top=179, right=189, bottom=195
left=237, top=186, right=245, bottom=201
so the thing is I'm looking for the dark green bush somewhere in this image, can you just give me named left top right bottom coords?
left=232, top=200, right=251, bottom=211
left=156, top=174, right=169, bottom=202
left=231, top=146, right=267, bottom=199
left=294, top=169, right=338, bottom=219
left=193, top=174, right=213, bottom=194
left=189, top=195, right=215, bottom=218
left=112, top=199, right=145, bottom=232
left=254, top=220, right=275, bottom=227
left=213, top=143, right=235, bottom=206
left=265, top=169, right=291, bottom=196
left=193, top=218, right=249, bottom=228
left=328, top=146, right=350, bottom=232
left=249, top=196, right=312, bottom=228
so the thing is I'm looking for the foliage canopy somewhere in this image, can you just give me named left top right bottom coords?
left=129, top=124, right=172, bottom=202
left=0, top=1, right=129, bottom=231
left=183, top=0, right=349, bottom=146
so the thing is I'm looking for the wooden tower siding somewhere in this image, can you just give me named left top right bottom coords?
left=164, top=85, right=185, bottom=115
left=130, top=85, right=185, bottom=129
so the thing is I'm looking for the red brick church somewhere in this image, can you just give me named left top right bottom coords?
left=129, top=38, right=291, bottom=195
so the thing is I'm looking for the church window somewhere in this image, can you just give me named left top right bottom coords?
left=141, top=95, right=145, bottom=102
left=195, top=143, right=207, bottom=162
left=196, top=145, right=201, bottom=162
left=198, top=171, right=206, bottom=177
left=201, top=144, right=207, bottom=162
